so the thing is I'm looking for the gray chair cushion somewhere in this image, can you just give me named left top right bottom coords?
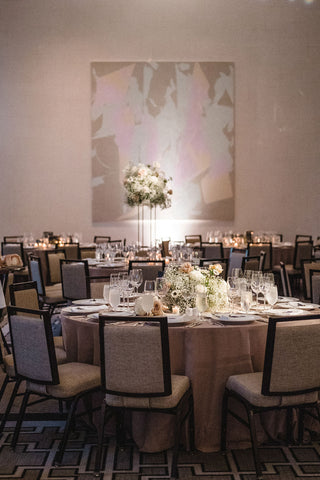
left=227, top=372, right=318, bottom=408
left=106, top=374, right=190, bottom=409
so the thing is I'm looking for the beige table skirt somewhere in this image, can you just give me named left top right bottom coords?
left=61, top=315, right=274, bottom=452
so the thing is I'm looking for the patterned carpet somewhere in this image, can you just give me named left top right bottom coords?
left=1, top=420, right=320, bottom=479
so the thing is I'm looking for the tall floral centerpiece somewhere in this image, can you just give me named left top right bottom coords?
left=123, top=162, right=172, bottom=245
left=162, top=262, right=228, bottom=314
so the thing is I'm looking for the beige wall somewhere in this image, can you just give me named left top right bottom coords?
left=1, top=0, right=319, bottom=244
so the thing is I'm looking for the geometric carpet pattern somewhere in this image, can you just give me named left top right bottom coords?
left=1, top=422, right=320, bottom=479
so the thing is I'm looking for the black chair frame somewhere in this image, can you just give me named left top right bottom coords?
left=60, top=258, right=91, bottom=301
left=310, top=268, right=320, bottom=304
left=200, top=241, right=224, bottom=259
left=7, top=305, right=101, bottom=464
left=221, top=314, right=320, bottom=480
left=95, top=315, right=194, bottom=478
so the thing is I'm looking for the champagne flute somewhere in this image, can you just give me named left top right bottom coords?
left=103, top=284, right=110, bottom=304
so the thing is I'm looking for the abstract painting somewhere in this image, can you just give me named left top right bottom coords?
left=91, top=62, right=234, bottom=223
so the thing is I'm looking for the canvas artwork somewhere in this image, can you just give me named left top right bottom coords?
left=91, top=61, right=234, bottom=223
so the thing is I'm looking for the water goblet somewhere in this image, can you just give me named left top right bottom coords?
left=109, top=286, right=121, bottom=311
left=103, top=284, right=110, bottom=304
left=144, top=280, right=155, bottom=294
left=195, top=291, right=208, bottom=320
left=240, top=287, right=253, bottom=313
left=227, top=277, right=238, bottom=314
left=265, top=285, right=278, bottom=308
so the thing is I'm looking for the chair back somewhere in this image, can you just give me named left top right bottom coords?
left=94, top=236, right=111, bottom=244
left=99, top=315, right=171, bottom=397
left=60, top=259, right=90, bottom=300
left=56, top=244, right=80, bottom=260
left=7, top=306, right=59, bottom=385
left=201, top=242, right=224, bottom=259
left=45, top=250, right=66, bottom=285
left=241, top=255, right=260, bottom=272
left=301, top=259, right=320, bottom=299
left=161, top=240, right=170, bottom=258
left=9, top=281, right=40, bottom=311
left=80, top=246, right=96, bottom=259
left=3, top=235, right=24, bottom=243
left=185, top=235, right=202, bottom=246
left=1, top=242, right=25, bottom=265
left=199, top=258, right=229, bottom=280
left=279, top=261, right=292, bottom=297
left=228, top=248, right=247, bottom=276
left=310, top=269, right=320, bottom=304
left=295, top=234, right=312, bottom=242
left=128, top=260, right=165, bottom=292
left=293, top=241, right=313, bottom=270
left=262, top=315, right=320, bottom=396
left=247, top=242, right=272, bottom=271
left=28, top=255, right=46, bottom=297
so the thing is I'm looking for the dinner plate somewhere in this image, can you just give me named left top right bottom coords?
left=167, top=315, right=193, bottom=327
left=72, top=298, right=106, bottom=306
left=213, top=314, right=257, bottom=324
left=277, top=296, right=299, bottom=303
left=62, top=305, right=107, bottom=315
left=278, top=301, right=319, bottom=310
left=101, top=310, right=134, bottom=317
left=269, top=308, right=306, bottom=317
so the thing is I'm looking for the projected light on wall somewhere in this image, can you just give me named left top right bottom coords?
left=91, top=62, right=235, bottom=223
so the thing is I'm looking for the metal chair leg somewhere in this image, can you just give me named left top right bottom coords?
left=54, top=395, right=80, bottom=465
left=11, top=390, right=31, bottom=448
left=0, top=378, right=21, bottom=435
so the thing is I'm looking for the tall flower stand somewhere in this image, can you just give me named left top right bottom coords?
left=137, top=204, right=157, bottom=247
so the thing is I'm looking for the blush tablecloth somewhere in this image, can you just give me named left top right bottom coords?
left=61, top=315, right=270, bottom=452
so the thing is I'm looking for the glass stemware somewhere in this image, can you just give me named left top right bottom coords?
left=227, top=277, right=238, bottom=314
left=265, top=284, right=278, bottom=308
left=144, top=280, right=156, bottom=294
left=109, top=286, right=121, bottom=311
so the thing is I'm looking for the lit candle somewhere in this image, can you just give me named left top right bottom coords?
left=172, top=306, right=180, bottom=314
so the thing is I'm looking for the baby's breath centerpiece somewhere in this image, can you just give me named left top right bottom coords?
left=123, top=162, right=172, bottom=209
left=162, top=262, right=228, bottom=314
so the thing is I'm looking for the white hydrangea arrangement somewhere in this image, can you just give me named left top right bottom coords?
left=123, top=162, right=172, bottom=209
left=162, top=262, right=228, bottom=314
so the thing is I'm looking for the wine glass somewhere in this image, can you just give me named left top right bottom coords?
left=129, top=268, right=143, bottom=295
left=109, top=286, right=121, bottom=311
left=155, top=277, right=168, bottom=302
left=251, top=272, right=262, bottom=306
left=227, top=277, right=238, bottom=314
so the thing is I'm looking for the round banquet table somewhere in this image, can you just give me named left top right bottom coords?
left=61, top=314, right=273, bottom=453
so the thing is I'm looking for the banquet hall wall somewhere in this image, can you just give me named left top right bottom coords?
left=1, top=0, right=319, bottom=244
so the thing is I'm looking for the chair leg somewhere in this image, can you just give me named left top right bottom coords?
left=94, top=401, right=108, bottom=475
left=115, top=408, right=126, bottom=446
left=298, top=407, right=305, bottom=444
left=286, top=407, right=294, bottom=445
left=0, top=378, right=22, bottom=435
left=11, top=389, right=31, bottom=448
left=171, top=412, right=183, bottom=479
left=220, top=389, right=229, bottom=452
left=247, top=408, right=263, bottom=480
left=54, top=395, right=80, bottom=465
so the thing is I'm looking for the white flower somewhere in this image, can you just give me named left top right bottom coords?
left=195, top=284, right=206, bottom=294
left=189, top=269, right=203, bottom=282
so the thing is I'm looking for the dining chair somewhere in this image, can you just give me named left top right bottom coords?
left=56, top=243, right=80, bottom=260
left=310, top=269, right=320, bottom=304
left=199, top=258, right=229, bottom=281
left=7, top=305, right=101, bottom=465
left=45, top=250, right=66, bottom=285
left=227, top=248, right=247, bottom=276
left=221, top=314, right=320, bottom=480
left=3, top=235, right=24, bottom=243
left=94, top=315, right=194, bottom=478
left=80, top=246, right=96, bottom=259
left=247, top=242, right=272, bottom=271
left=93, top=235, right=111, bottom=243
left=128, top=260, right=165, bottom=292
left=279, top=261, right=293, bottom=297
left=295, top=234, right=312, bottom=242
left=201, top=242, right=224, bottom=259
left=161, top=240, right=170, bottom=257
left=28, top=255, right=66, bottom=316
left=60, top=259, right=91, bottom=301
left=301, top=258, right=320, bottom=300
left=1, top=242, right=25, bottom=265
left=185, top=234, right=202, bottom=246
left=241, top=255, right=262, bottom=272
